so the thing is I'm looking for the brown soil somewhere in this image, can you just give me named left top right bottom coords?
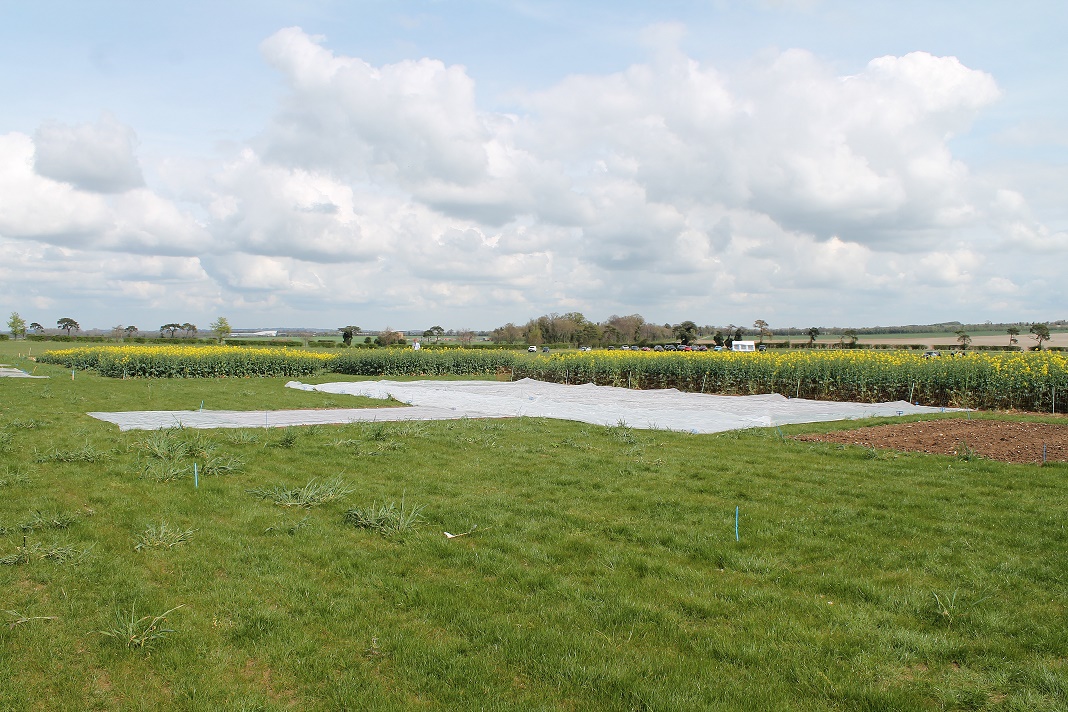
left=796, top=418, right=1068, bottom=464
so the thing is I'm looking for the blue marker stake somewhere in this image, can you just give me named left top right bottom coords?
left=194, top=463, right=198, bottom=488
left=735, top=506, right=739, bottom=542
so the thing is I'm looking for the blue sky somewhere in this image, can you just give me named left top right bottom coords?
left=1, top=1, right=1065, bottom=330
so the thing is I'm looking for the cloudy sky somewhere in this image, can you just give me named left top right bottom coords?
left=1, top=1, right=1065, bottom=331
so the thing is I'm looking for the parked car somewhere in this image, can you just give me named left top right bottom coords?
left=653, top=345, right=664, bottom=351
left=542, top=346, right=550, bottom=353
left=528, top=345, right=537, bottom=352
left=664, top=344, right=676, bottom=351
left=923, top=350, right=941, bottom=358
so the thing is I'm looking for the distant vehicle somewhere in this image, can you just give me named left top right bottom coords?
left=653, top=345, right=663, bottom=351
left=731, top=340, right=756, bottom=352
left=542, top=346, right=550, bottom=353
left=664, top=344, right=676, bottom=351
left=713, top=346, right=724, bottom=352
left=923, top=350, right=941, bottom=358
left=579, top=346, right=592, bottom=352
left=528, top=345, right=537, bottom=352
left=757, top=344, right=767, bottom=352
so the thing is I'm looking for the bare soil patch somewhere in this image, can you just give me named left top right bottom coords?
left=796, top=418, right=1068, bottom=464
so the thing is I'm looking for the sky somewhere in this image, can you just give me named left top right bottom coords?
left=1, top=0, right=1065, bottom=332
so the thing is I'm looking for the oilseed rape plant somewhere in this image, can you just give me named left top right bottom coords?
left=36, top=344, right=1068, bottom=412
left=513, top=349, right=1068, bottom=412
left=38, top=345, right=334, bottom=379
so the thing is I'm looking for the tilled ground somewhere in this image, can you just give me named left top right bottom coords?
left=795, top=418, right=1068, bottom=464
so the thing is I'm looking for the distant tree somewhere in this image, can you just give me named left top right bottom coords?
left=525, top=324, right=544, bottom=346
left=753, top=319, right=771, bottom=344
left=1007, top=325, right=1020, bottom=347
left=578, top=321, right=602, bottom=347
left=427, top=325, right=445, bottom=343
left=57, top=317, right=80, bottom=336
left=160, top=323, right=182, bottom=338
left=340, top=325, right=360, bottom=346
left=712, top=331, right=725, bottom=347
left=842, top=329, right=859, bottom=348
left=673, top=320, right=699, bottom=345
left=209, top=317, right=231, bottom=343
left=457, top=328, right=475, bottom=346
left=955, top=329, right=971, bottom=350
left=181, top=322, right=198, bottom=338
left=490, top=323, right=522, bottom=344
left=376, top=327, right=401, bottom=347
left=110, top=325, right=126, bottom=341
left=1030, top=322, right=1051, bottom=350
left=733, top=326, right=744, bottom=342
left=806, top=327, right=820, bottom=347
left=28, top=322, right=44, bottom=334
left=7, top=312, right=26, bottom=339
left=125, top=325, right=138, bottom=338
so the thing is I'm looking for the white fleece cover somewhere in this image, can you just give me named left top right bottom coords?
left=87, top=378, right=953, bottom=433
left=282, top=378, right=952, bottom=433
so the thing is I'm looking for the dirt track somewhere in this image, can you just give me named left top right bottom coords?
left=796, top=419, right=1068, bottom=464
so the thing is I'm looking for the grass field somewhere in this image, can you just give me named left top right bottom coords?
left=1, top=341, right=1067, bottom=710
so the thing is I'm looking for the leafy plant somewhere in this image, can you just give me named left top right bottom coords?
left=247, top=476, right=354, bottom=508
left=99, top=604, right=185, bottom=649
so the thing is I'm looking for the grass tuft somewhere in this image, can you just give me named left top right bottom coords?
left=99, top=604, right=185, bottom=649
left=20, top=510, right=78, bottom=532
left=139, top=460, right=189, bottom=483
left=247, top=476, right=354, bottom=508
left=345, top=496, right=426, bottom=536
left=35, top=441, right=108, bottom=463
left=135, top=522, right=197, bottom=551
left=139, top=429, right=189, bottom=460
left=4, top=610, right=57, bottom=629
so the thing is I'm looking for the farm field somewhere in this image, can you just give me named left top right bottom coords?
left=1, top=341, right=1067, bottom=710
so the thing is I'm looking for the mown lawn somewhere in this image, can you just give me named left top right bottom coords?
left=0, top=342, right=1066, bottom=711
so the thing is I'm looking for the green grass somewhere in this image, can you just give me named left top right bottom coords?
left=0, top=340, right=1066, bottom=709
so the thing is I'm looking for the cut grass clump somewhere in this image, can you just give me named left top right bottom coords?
left=345, top=496, right=426, bottom=536
left=135, top=522, right=197, bottom=551
left=99, top=605, right=185, bottom=649
left=246, top=476, right=354, bottom=508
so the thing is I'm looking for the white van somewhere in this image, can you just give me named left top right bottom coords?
left=731, top=340, right=756, bottom=352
